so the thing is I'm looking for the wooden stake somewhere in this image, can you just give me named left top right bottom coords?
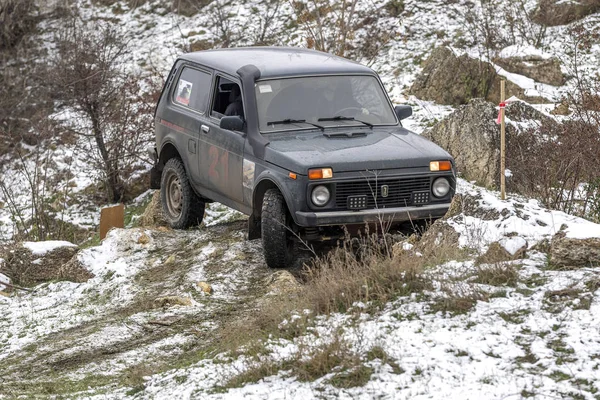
left=500, top=78, right=506, bottom=201
left=100, top=204, right=125, bottom=240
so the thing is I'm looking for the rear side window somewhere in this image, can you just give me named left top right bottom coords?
left=173, top=67, right=212, bottom=113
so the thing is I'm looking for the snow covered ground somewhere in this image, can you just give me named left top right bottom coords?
left=1, top=180, right=599, bottom=399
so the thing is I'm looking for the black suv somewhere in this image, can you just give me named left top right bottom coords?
left=151, top=47, right=456, bottom=268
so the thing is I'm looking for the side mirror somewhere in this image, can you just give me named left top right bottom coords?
left=220, top=115, right=244, bottom=131
left=394, top=105, right=413, bottom=121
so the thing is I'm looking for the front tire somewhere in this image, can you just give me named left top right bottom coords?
left=261, top=189, right=295, bottom=269
left=160, top=158, right=205, bottom=229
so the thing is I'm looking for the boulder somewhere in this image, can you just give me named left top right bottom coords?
left=415, top=220, right=461, bottom=257
left=423, top=98, right=553, bottom=189
left=410, top=47, right=542, bottom=106
left=532, top=0, right=600, bottom=27
left=477, top=238, right=527, bottom=264
left=265, top=270, right=302, bottom=295
left=549, top=236, right=600, bottom=269
left=139, top=191, right=168, bottom=227
left=494, top=56, right=565, bottom=86
left=1, top=241, right=93, bottom=286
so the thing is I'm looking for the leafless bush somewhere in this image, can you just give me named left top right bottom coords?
left=507, top=24, right=600, bottom=220
left=458, top=0, right=548, bottom=55
left=50, top=21, right=157, bottom=203
left=291, top=0, right=399, bottom=63
left=172, top=0, right=213, bottom=17
left=0, top=0, right=36, bottom=50
left=0, top=120, right=81, bottom=241
left=509, top=119, right=600, bottom=215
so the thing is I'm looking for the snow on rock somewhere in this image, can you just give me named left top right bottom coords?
left=22, top=240, right=78, bottom=256
left=499, top=236, right=528, bottom=256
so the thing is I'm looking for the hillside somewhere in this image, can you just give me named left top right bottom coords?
left=1, top=0, right=600, bottom=398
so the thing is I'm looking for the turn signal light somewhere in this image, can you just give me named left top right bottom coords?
left=308, top=168, right=333, bottom=180
left=430, top=161, right=452, bottom=172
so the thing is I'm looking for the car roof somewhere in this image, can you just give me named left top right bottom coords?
left=178, top=47, right=375, bottom=79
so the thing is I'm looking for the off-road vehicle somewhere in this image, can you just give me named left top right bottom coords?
left=151, top=47, right=456, bottom=268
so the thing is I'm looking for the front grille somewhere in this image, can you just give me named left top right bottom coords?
left=335, top=176, right=431, bottom=210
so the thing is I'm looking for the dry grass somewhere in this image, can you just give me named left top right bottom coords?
left=223, top=334, right=369, bottom=390
left=473, top=262, right=520, bottom=287
left=301, top=235, right=432, bottom=314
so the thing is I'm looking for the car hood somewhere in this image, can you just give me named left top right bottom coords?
left=263, top=127, right=453, bottom=173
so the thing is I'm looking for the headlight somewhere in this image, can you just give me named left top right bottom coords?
left=311, top=185, right=330, bottom=206
left=432, top=177, right=450, bottom=198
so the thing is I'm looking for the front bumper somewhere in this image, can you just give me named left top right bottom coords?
left=295, top=203, right=451, bottom=227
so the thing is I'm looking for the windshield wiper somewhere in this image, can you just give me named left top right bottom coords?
left=266, top=119, right=324, bottom=131
left=317, top=115, right=373, bottom=129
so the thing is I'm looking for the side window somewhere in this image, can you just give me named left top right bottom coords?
left=210, top=76, right=244, bottom=119
left=173, top=67, right=212, bottom=113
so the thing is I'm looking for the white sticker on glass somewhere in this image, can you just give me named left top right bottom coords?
left=258, top=84, right=273, bottom=94
left=175, top=79, right=193, bottom=106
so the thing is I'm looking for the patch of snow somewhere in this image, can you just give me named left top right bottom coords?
left=499, top=236, right=527, bottom=256
left=499, top=44, right=553, bottom=60
left=22, top=240, right=77, bottom=256
left=449, top=179, right=600, bottom=252
left=0, top=272, right=9, bottom=291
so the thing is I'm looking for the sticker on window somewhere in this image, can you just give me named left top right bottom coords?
left=258, top=84, right=272, bottom=94
left=175, top=79, right=193, bottom=106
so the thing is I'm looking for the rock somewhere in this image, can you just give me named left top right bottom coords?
left=1, top=242, right=93, bottom=286
left=423, top=98, right=554, bottom=189
left=532, top=0, right=600, bottom=27
left=477, top=238, right=527, bottom=264
left=154, top=296, right=192, bottom=308
left=137, top=233, right=150, bottom=245
left=550, top=101, right=570, bottom=116
left=410, top=47, right=543, bottom=106
left=197, top=281, right=213, bottom=294
left=494, top=56, right=565, bottom=86
left=549, top=236, right=600, bottom=269
left=266, top=270, right=302, bottom=294
left=139, top=191, right=168, bottom=228
left=164, top=254, right=176, bottom=265
left=415, top=220, right=461, bottom=257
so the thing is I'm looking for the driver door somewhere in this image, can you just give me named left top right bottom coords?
left=197, top=74, right=245, bottom=204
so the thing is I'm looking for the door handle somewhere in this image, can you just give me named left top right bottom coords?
left=201, top=125, right=210, bottom=134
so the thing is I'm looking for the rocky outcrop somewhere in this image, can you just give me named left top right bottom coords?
left=1, top=241, right=93, bottom=286
left=549, top=236, right=600, bottom=269
left=422, top=98, right=553, bottom=189
left=532, top=0, right=600, bottom=26
left=494, top=56, right=565, bottom=86
left=410, top=47, right=542, bottom=106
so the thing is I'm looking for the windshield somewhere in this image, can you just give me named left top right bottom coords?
left=255, top=75, right=397, bottom=133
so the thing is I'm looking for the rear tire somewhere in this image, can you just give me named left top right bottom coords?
left=261, top=189, right=295, bottom=269
left=160, top=158, right=205, bottom=229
